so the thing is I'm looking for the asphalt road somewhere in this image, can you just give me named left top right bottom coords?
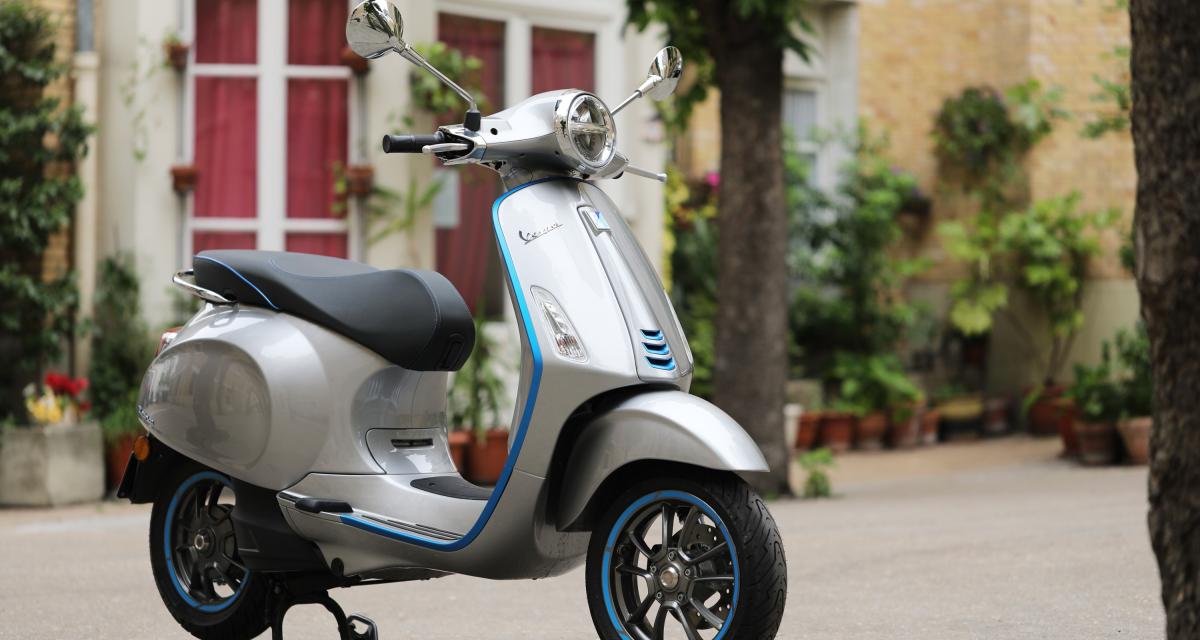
left=0, top=437, right=1163, bottom=639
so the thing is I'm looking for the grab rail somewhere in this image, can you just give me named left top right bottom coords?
left=172, top=269, right=233, bottom=305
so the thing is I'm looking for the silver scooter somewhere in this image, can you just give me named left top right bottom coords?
left=120, top=2, right=786, bottom=639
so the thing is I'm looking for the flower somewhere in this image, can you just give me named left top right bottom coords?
left=25, top=390, right=63, bottom=426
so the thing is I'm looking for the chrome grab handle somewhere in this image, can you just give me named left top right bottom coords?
left=422, top=142, right=470, bottom=154
left=172, top=269, right=233, bottom=305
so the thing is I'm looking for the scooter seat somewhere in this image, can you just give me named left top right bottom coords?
left=193, top=250, right=475, bottom=371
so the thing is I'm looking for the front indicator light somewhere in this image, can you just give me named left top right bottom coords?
left=531, top=286, right=587, bottom=363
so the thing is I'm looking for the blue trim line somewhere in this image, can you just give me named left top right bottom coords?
left=164, top=471, right=249, bottom=613
left=601, top=490, right=741, bottom=640
left=193, top=255, right=279, bottom=310
left=338, top=176, right=580, bottom=550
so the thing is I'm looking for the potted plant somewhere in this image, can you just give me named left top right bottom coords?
left=1066, top=347, right=1121, bottom=466
left=163, top=33, right=189, bottom=71
left=794, top=403, right=821, bottom=451
left=831, top=353, right=921, bottom=450
left=0, top=2, right=98, bottom=507
left=1114, top=324, right=1151, bottom=465
left=817, top=405, right=856, bottom=453
left=89, top=255, right=157, bottom=489
left=889, top=397, right=925, bottom=449
left=798, top=448, right=835, bottom=499
left=170, top=164, right=198, bottom=194
left=449, top=310, right=507, bottom=485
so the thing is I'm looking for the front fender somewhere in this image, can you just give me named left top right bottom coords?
left=556, top=390, right=768, bottom=529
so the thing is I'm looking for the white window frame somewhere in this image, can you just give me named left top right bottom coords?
left=180, top=0, right=362, bottom=259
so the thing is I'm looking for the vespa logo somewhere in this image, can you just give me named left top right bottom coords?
left=518, top=222, right=563, bottom=245
left=136, top=404, right=155, bottom=427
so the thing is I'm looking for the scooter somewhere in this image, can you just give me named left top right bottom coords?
left=120, top=2, right=787, bottom=639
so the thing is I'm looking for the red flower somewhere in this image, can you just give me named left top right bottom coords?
left=44, top=372, right=70, bottom=394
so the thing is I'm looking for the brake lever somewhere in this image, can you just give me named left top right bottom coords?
left=422, top=142, right=470, bottom=154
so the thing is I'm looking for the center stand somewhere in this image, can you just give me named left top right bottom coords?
left=268, top=576, right=379, bottom=640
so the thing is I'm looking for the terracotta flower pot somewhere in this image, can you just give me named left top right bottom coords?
left=170, top=164, right=198, bottom=194
left=888, top=403, right=921, bottom=449
left=1074, top=419, right=1118, bottom=466
left=818, top=412, right=854, bottom=453
left=448, top=430, right=471, bottom=473
left=340, top=46, right=370, bottom=74
left=855, top=411, right=888, bottom=450
left=794, top=411, right=821, bottom=451
left=345, top=164, right=375, bottom=198
left=1117, top=417, right=1151, bottom=465
left=105, top=432, right=138, bottom=490
left=1053, top=398, right=1080, bottom=458
left=919, top=407, right=941, bottom=445
left=466, top=428, right=509, bottom=485
left=164, top=40, right=190, bottom=71
left=1027, top=385, right=1067, bottom=436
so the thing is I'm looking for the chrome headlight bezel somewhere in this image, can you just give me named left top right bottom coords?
left=553, top=92, right=616, bottom=173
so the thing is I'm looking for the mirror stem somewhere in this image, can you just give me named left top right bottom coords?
left=610, top=76, right=659, bottom=116
left=398, top=45, right=481, bottom=130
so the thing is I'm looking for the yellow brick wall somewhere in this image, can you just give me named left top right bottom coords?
left=31, top=0, right=77, bottom=281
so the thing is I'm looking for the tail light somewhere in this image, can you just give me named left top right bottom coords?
left=157, top=326, right=182, bottom=355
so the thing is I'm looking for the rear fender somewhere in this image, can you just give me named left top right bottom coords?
left=116, top=435, right=182, bottom=504
left=554, top=390, right=767, bottom=530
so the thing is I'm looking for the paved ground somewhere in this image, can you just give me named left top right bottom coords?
left=0, top=436, right=1163, bottom=639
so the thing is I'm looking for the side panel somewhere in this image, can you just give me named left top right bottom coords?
left=138, top=304, right=445, bottom=489
left=556, top=390, right=770, bottom=530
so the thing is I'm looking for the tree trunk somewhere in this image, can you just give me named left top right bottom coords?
left=1129, top=2, right=1200, bottom=636
left=698, top=4, right=791, bottom=496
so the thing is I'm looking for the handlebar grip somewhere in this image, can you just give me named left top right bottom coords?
left=382, top=133, right=443, bottom=154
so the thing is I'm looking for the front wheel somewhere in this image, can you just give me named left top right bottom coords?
left=586, top=473, right=787, bottom=640
left=149, top=463, right=271, bottom=640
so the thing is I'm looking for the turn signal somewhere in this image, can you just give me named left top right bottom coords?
left=132, top=435, right=151, bottom=461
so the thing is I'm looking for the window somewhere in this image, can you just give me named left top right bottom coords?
left=783, top=86, right=819, bottom=186
left=186, top=0, right=356, bottom=259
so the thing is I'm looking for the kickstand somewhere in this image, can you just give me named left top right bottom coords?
left=270, top=585, right=378, bottom=640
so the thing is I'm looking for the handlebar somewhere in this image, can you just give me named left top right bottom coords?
left=381, top=132, right=444, bottom=154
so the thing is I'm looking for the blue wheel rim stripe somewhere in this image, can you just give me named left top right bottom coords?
left=163, top=470, right=248, bottom=613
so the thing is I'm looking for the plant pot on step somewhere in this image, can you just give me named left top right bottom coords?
left=345, top=164, right=375, bottom=197
left=795, top=410, right=821, bottom=451
left=466, top=428, right=509, bottom=485
left=164, top=40, right=190, bottom=71
left=0, top=422, right=105, bottom=507
left=1074, top=419, right=1118, bottom=466
left=170, top=164, right=198, bottom=195
left=855, top=411, right=888, bottom=450
left=1053, top=398, right=1080, bottom=458
left=1027, top=384, right=1067, bottom=436
left=888, top=402, right=922, bottom=449
left=919, top=407, right=941, bottom=445
left=448, top=430, right=471, bottom=472
left=937, top=395, right=983, bottom=442
left=818, top=411, right=854, bottom=453
left=105, top=432, right=138, bottom=491
left=1117, top=417, right=1151, bottom=465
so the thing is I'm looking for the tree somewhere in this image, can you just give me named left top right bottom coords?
left=628, top=0, right=811, bottom=496
left=1128, top=1, right=1200, bottom=636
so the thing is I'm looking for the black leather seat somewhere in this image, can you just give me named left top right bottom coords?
left=193, top=250, right=474, bottom=371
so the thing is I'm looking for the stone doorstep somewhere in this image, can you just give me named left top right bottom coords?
left=0, top=421, right=105, bottom=507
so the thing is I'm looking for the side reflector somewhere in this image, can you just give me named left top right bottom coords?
left=132, top=435, right=151, bottom=461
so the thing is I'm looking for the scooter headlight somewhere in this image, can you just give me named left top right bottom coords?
left=554, top=92, right=616, bottom=173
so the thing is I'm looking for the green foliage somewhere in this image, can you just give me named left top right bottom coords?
left=625, top=0, right=811, bottom=134
left=932, top=81, right=1066, bottom=208
left=664, top=168, right=718, bottom=398
left=797, top=447, right=834, bottom=499
left=829, top=352, right=921, bottom=415
left=448, top=308, right=506, bottom=439
left=1081, top=1, right=1131, bottom=139
left=789, top=125, right=929, bottom=375
left=939, top=194, right=1118, bottom=382
left=100, top=389, right=142, bottom=444
left=1067, top=343, right=1121, bottom=422
left=89, top=255, right=156, bottom=431
left=1113, top=323, right=1151, bottom=418
left=409, top=42, right=488, bottom=118
left=0, top=0, right=91, bottom=421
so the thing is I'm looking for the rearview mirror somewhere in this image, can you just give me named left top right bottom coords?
left=346, top=0, right=405, bottom=60
left=644, top=46, right=684, bottom=100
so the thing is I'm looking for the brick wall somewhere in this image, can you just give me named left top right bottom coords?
left=33, top=0, right=78, bottom=282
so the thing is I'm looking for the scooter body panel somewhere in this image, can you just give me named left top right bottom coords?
left=555, top=389, right=770, bottom=530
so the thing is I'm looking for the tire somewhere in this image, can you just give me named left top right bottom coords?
left=586, top=472, right=787, bottom=640
left=149, top=462, right=272, bottom=640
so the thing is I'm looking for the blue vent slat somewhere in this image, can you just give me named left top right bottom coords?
left=642, top=342, right=671, bottom=356
left=645, top=355, right=676, bottom=371
left=640, top=329, right=665, bottom=341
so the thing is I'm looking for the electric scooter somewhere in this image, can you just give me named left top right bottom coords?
left=120, top=2, right=787, bottom=638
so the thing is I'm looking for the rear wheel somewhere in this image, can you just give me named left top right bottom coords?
left=149, top=464, right=271, bottom=640
left=586, top=473, right=787, bottom=640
